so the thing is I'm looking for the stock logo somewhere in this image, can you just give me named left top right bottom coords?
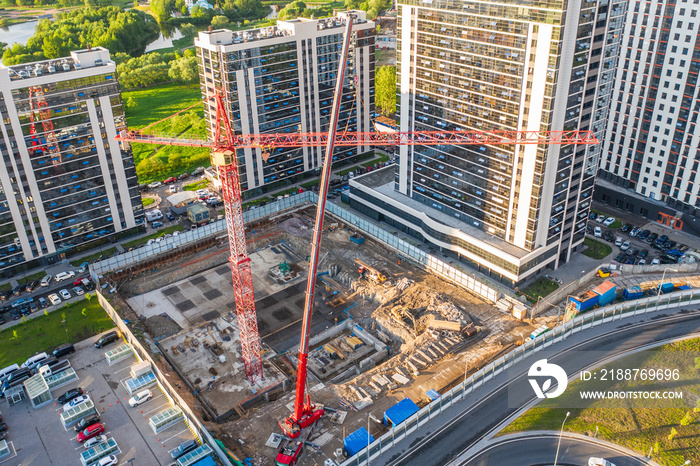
left=528, top=359, right=568, bottom=399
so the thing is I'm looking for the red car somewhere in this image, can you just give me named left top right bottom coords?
left=76, top=423, right=105, bottom=443
left=163, top=177, right=177, bottom=184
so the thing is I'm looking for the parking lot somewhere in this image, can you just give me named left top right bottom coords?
left=0, top=331, right=195, bottom=465
left=587, top=211, right=695, bottom=266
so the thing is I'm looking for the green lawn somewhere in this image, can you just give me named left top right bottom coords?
left=242, top=197, right=270, bottom=210
left=301, top=179, right=320, bottom=189
left=142, top=197, right=156, bottom=207
left=0, top=283, right=11, bottom=292
left=122, top=225, right=184, bottom=249
left=583, top=237, right=613, bottom=260
left=122, top=82, right=209, bottom=184
left=518, top=277, right=560, bottom=304
left=501, top=338, right=700, bottom=466
left=0, top=298, right=114, bottom=367
left=70, top=248, right=118, bottom=266
left=270, top=187, right=299, bottom=198
left=183, top=180, right=209, bottom=191
left=609, top=219, right=622, bottom=229
left=335, top=167, right=357, bottom=176
left=18, top=270, right=48, bottom=285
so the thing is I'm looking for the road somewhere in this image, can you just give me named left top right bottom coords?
left=463, top=433, right=650, bottom=466
left=373, top=307, right=700, bottom=466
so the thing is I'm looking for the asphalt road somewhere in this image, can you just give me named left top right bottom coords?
left=375, top=308, right=700, bottom=466
left=464, top=434, right=648, bottom=466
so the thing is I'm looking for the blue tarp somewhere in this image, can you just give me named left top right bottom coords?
left=191, top=457, right=215, bottom=466
left=383, top=398, right=420, bottom=426
left=344, top=427, right=375, bottom=457
left=426, top=389, right=441, bottom=401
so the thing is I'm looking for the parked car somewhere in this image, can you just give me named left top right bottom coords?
left=74, top=414, right=100, bottom=432
left=0, top=423, right=7, bottom=432
left=152, top=221, right=164, bottom=228
left=96, top=455, right=118, bottom=466
left=53, top=343, right=76, bottom=358
left=626, top=248, right=638, bottom=257
left=646, top=232, right=658, bottom=243
left=614, top=237, right=623, bottom=247
left=629, top=227, right=641, bottom=237
left=589, top=212, right=597, bottom=220
left=169, top=185, right=177, bottom=193
left=0, top=315, right=5, bottom=325
left=0, top=290, right=12, bottom=301
left=593, top=227, right=602, bottom=238
left=10, top=310, right=20, bottom=320
left=76, top=422, right=105, bottom=443
left=58, top=387, right=83, bottom=405
left=603, top=217, right=616, bottom=226
left=177, top=173, right=190, bottom=180
left=664, top=240, right=677, bottom=250
left=637, top=248, right=649, bottom=259
left=12, top=285, right=24, bottom=296
left=620, top=223, right=632, bottom=233
left=147, top=181, right=162, bottom=189
left=40, top=275, right=52, bottom=287
left=63, top=395, right=90, bottom=412
left=11, top=297, right=32, bottom=308
left=59, top=289, right=71, bottom=300
left=620, top=240, right=631, bottom=251
left=54, top=271, right=75, bottom=283
left=651, top=258, right=661, bottom=265
left=72, top=286, right=85, bottom=296
left=656, top=234, right=669, bottom=245
left=170, top=439, right=198, bottom=459
left=83, top=434, right=108, bottom=449
left=48, top=294, right=61, bottom=306
left=94, top=331, right=120, bottom=349
left=128, top=389, right=153, bottom=407
left=604, top=231, right=614, bottom=242
left=637, top=229, right=651, bottom=240
left=25, top=280, right=40, bottom=292
left=38, top=297, right=48, bottom=308
left=589, top=457, right=616, bottom=466
left=163, top=177, right=177, bottom=184
left=595, top=215, right=606, bottom=223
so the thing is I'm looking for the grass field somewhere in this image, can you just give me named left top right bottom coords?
left=583, top=237, right=612, bottom=260
left=122, top=225, right=184, bottom=249
left=142, top=197, right=156, bottom=207
left=18, top=270, right=48, bottom=285
left=183, top=180, right=209, bottom=191
left=518, top=277, right=559, bottom=304
left=0, top=298, right=114, bottom=367
left=70, top=247, right=118, bottom=266
left=123, top=82, right=209, bottom=184
left=301, top=179, right=320, bottom=189
left=501, top=338, right=700, bottom=466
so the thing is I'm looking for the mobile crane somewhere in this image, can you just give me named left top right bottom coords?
left=115, top=12, right=598, bottom=465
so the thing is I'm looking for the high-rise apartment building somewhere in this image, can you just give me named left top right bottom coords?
left=195, top=11, right=375, bottom=198
left=598, top=0, right=700, bottom=220
left=0, top=47, right=144, bottom=275
left=350, top=0, right=625, bottom=287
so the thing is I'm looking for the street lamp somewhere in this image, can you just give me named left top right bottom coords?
left=553, top=411, right=571, bottom=466
left=658, top=267, right=679, bottom=296
left=367, top=413, right=371, bottom=466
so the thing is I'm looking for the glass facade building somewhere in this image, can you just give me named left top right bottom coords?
left=195, top=11, right=375, bottom=197
left=600, top=0, right=700, bottom=213
left=0, top=47, right=144, bottom=275
left=350, top=0, right=624, bottom=287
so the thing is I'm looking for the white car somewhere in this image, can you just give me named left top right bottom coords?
left=128, top=389, right=153, bottom=407
left=602, top=217, right=616, bottom=226
left=54, top=271, right=75, bottom=282
left=59, top=289, right=71, bottom=300
left=588, top=458, right=616, bottom=466
left=651, top=258, right=661, bottom=265
left=48, top=293, right=61, bottom=306
left=148, top=181, right=162, bottom=189
left=83, top=434, right=107, bottom=449
left=72, top=286, right=85, bottom=296
left=620, top=240, right=631, bottom=251
left=593, top=226, right=602, bottom=238
left=614, top=237, right=623, bottom=246
left=97, top=455, right=118, bottom=466
left=194, top=189, right=209, bottom=197
left=595, top=215, right=606, bottom=223
left=63, top=394, right=90, bottom=412
left=169, top=185, right=177, bottom=193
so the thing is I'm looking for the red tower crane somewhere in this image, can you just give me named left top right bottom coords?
left=116, top=14, right=598, bottom=462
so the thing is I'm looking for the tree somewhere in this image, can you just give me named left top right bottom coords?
left=375, top=65, right=396, bottom=115
left=152, top=0, right=175, bottom=23
left=179, top=23, right=197, bottom=38
left=168, top=55, right=199, bottom=84
left=211, top=15, right=229, bottom=29
left=191, top=5, right=214, bottom=20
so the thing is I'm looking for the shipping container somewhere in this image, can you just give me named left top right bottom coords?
left=568, top=290, right=599, bottom=312
left=623, top=286, right=644, bottom=301
left=350, top=235, right=365, bottom=245
left=658, top=282, right=674, bottom=294
left=592, top=280, right=617, bottom=306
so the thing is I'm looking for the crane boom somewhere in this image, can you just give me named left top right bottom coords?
left=117, top=129, right=597, bottom=148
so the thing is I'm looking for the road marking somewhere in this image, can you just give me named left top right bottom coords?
left=160, top=428, right=190, bottom=445
left=142, top=402, right=169, bottom=416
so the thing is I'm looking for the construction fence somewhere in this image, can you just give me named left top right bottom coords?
left=340, top=287, right=700, bottom=466
left=97, top=293, right=233, bottom=466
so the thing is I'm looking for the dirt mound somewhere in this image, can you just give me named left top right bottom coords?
left=144, top=314, right=181, bottom=339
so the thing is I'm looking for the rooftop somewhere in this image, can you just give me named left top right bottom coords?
left=3, top=47, right=112, bottom=81
left=352, top=166, right=531, bottom=259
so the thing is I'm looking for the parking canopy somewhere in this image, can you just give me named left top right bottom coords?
left=24, top=373, right=52, bottom=408
left=344, top=427, right=375, bottom=457
left=383, top=398, right=420, bottom=426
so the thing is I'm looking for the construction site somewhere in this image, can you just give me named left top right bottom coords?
left=110, top=202, right=539, bottom=464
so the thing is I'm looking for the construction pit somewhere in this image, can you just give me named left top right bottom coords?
left=117, top=207, right=538, bottom=463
